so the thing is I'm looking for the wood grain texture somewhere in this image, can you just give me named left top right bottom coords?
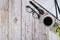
left=0, top=0, right=9, bottom=40
left=22, top=0, right=34, bottom=40
left=9, top=0, right=22, bottom=40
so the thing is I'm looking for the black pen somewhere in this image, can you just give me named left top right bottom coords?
left=29, top=1, right=44, bottom=15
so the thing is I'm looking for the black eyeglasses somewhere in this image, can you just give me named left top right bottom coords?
left=26, top=6, right=40, bottom=19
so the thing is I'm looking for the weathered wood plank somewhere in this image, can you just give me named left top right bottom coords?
left=22, top=0, right=26, bottom=40
left=9, top=0, right=22, bottom=40
left=25, top=0, right=34, bottom=40
left=34, top=18, right=47, bottom=40
left=22, top=0, right=35, bottom=40
left=0, top=0, right=9, bottom=40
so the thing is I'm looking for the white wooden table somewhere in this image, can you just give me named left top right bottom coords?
left=0, top=0, right=60, bottom=40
